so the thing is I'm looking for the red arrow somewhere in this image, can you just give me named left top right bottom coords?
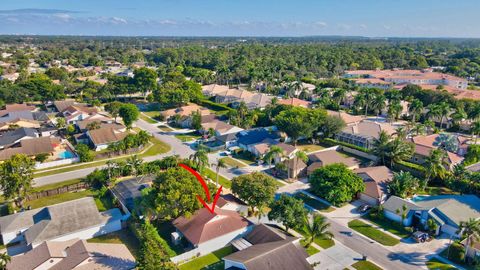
left=179, top=163, right=223, bottom=214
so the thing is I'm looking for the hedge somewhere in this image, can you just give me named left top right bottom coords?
left=197, top=99, right=234, bottom=113
left=393, top=160, right=426, bottom=178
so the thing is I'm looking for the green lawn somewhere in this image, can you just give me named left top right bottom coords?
left=300, top=239, right=320, bottom=255
left=439, top=242, right=474, bottom=269
left=219, top=157, right=247, bottom=168
left=297, top=225, right=335, bottom=249
left=203, top=168, right=231, bottom=189
left=418, top=186, right=460, bottom=196
left=296, top=143, right=325, bottom=153
left=156, top=222, right=184, bottom=256
left=175, top=132, right=202, bottom=142
left=25, top=189, right=114, bottom=211
left=34, top=137, right=170, bottom=178
left=31, top=178, right=83, bottom=193
left=139, top=113, right=157, bottom=123
left=363, top=214, right=411, bottom=239
left=348, top=220, right=400, bottom=246
left=426, top=258, right=457, bottom=270
left=352, top=260, right=383, bottom=270
left=231, top=151, right=256, bottom=165
left=179, top=246, right=234, bottom=270
left=158, top=125, right=174, bottom=132
left=87, top=229, right=141, bottom=258
left=295, top=192, right=335, bottom=212
left=143, top=111, right=163, bottom=118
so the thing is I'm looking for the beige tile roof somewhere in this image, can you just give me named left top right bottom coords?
left=326, top=110, right=365, bottom=125
left=277, top=98, right=312, bottom=108
left=354, top=166, right=393, bottom=199
left=88, top=128, right=128, bottom=146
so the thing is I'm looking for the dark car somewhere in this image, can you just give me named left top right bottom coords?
left=357, top=204, right=371, bottom=213
left=412, top=231, right=431, bottom=243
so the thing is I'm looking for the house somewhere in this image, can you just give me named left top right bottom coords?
left=326, top=110, right=365, bottom=126
left=87, top=127, right=128, bottom=151
left=0, top=104, right=37, bottom=116
left=61, top=105, right=100, bottom=125
left=224, top=224, right=313, bottom=270
left=202, top=84, right=274, bottom=109
left=0, top=127, right=38, bottom=149
left=283, top=158, right=307, bottom=179
left=335, top=120, right=398, bottom=150
left=76, top=119, right=125, bottom=133
left=216, top=194, right=249, bottom=216
left=409, top=133, right=466, bottom=168
left=354, top=166, right=393, bottom=205
left=161, top=104, right=211, bottom=128
left=306, top=149, right=360, bottom=175
left=0, top=197, right=123, bottom=248
left=201, top=119, right=243, bottom=136
left=278, top=98, right=312, bottom=108
left=461, top=238, right=480, bottom=261
left=6, top=238, right=136, bottom=270
left=216, top=132, right=241, bottom=149
left=383, top=195, right=480, bottom=237
left=172, top=206, right=252, bottom=258
left=236, top=128, right=281, bottom=154
left=0, top=111, right=48, bottom=130
left=0, top=136, right=61, bottom=161
left=251, top=141, right=297, bottom=161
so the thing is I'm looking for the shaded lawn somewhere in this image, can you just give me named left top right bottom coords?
left=25, top=189, right=114, bottom=212
left=301, top=240, right=321, bottom=256
left=352, top=260, right=383, bottom=270
left=296, top=143, right=325, bottom=153
left=143, top=111, right=163, bottom=118
left=295, top=192, right=335, bottom=213
left=156, top=222, right=184, bottom=256
left=440, top=242, right=475, bottom=269
left=203, top=168, right=231, bottom=189
left=426, top=258, right=457, bottom=270
left=139, top=113, right=157, bottom=123
left=363, top=214, right=411, bottom=239
left=418, top=186, right=459, bottom=196
left=87, top=229, right=141, bottom=258
left=158, top=125, right=174, bottom=132
left=219, top=157, right=247, bottom=168
left=297, top=224, right=335, bottom=249
left=231, top=151, right=256, bottom=165
left=348, top=220, right=400, bottom=246
left=179, top=246, right=234, bottom=270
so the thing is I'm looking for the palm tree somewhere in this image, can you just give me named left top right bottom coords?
left=190, top=149, right=209, bottom=172
left=213, top=159, right=227, bottom=187
left=387, top=139, right=414, bottom=168
left=412, top=123, right=426, bottom=136
left=424, top=149, right=449, bottom=184
left=303, top=214, right=333, bottom=248
left=136, top=130, right=152, bottom=146
left=263, top=145, right=284, bottom=169
left=409, top=99, right=423, bottom=123
left=371, top=94, right=386, bottom=117
left=332, top=88, right=347, bottom=107
left=438, top=102, right=451, bottom=129
left=458, top=218, right=480, bottom=263
left=372, top=130, right=391, bottom=165
left=0, top=252, right=10, bottom=269
left=293, top=150, right=308, bottom=179
left=451, top=108, right=467, bottom=129
left=387, top=100, right=403, bottom=123
left=105, top=160, right=120, bottom=183
left=427, top=104, right=442, bottom=123
left=126, top=155, right=143, bottom=178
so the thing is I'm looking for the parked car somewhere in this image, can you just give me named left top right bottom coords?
left=412, top=231, right=431, bottom=243
left=357, top=204, right=371, bottom=213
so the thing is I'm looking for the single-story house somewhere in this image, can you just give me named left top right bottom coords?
left=0, top=136, right=61, bottom=161
left=172, top=206, right=252, bottom=258
left=354, top=166, right=393, bottom=205
left=216, top=194, right=249, bottom=216
left=237, top=128, right=281, bottom=154
left=383, top=195, right=480, bottom=237
left=216, top=132, right=240, bottom=149
left=201, top=119, right=243, bottom=136
left=335, top=120, right=399, bottom=150
left=0, top=104, right=36, bottom=117
left=409, top=134, right=466, bottom=168
left=161, top=104, right=211, bottom=128
left=76, top=118, right=125, bottom=133
left=6, top=238, right=136, bottom=270
left=251, top=141, right=297, bottom=161
left=277, top=98, right=312, bottom=108
left=0, top=127, right=38, bottom=149
left=306, top=149, right=360, bottom=175
left=0, top=197, right=123, bottom=248
left=283, top=158, right=307, bottom=179
left=326, top=110, right=365, bottom=126
left=224, top=224, right=313, bottom=270
left=61, top=105, right=99, bottom=124
left=87, top=127, right=128, bottom=151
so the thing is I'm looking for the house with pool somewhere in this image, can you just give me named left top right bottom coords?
left=382, top=195, right=480, bottom=237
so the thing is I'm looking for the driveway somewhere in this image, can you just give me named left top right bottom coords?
left=323, top=200, right=365, bottom=227
left=308, top=240, right=363, bottom=270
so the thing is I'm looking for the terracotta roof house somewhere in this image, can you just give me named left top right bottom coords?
left=0, top=103, right=36, bottom=117
left=87, top=127, right=128, bottom=151
left=307, top=149, right=360, bottom=175
left=335, top=120, right=399, bottom=149
left=278, top=98, right=312, bottom=108
left=6, top=238, right=136, bottom=270
left=76, top=119, right=125, bottom=133
left=326, top=110, right=365, bottom=126
left=224, top=224, right=313, bottom=270
left=0, top=197, right=123, bottom=248
left=161, top=104, right=211, bottom=128
left=383, top=195, right=480, bottom=236
left=201, top=119, right=244, bottom=136
left=172, top=206, right=252, bottom=259
left=354, top=166, right=393, bottom=205
left=0, top=136, right=61, bottom=161
left=203, top=84, right=274, bottom=109
left=409, top=133, right=466, bottom=168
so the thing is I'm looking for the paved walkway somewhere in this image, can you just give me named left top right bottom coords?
left=308, top=241, right=362, bottom=270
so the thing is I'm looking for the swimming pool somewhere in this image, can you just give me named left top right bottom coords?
left=410, top=195, right=430, bottom=203
left=59, top=151, right=75, bottom=159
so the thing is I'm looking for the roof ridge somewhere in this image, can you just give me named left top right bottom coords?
left=243, top=239, right=294, bottom=263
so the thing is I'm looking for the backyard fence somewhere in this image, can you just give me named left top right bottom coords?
left=26, top=182, right=90, bottom=201
left=94, top=146, right=145, bottom=160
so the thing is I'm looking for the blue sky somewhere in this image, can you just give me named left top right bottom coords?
left=0, top=0, right=479, bottom=37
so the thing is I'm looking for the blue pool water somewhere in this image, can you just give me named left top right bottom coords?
left=59, top=151, right=75, bottom=159
left=410, top=195, right=429, bottom=203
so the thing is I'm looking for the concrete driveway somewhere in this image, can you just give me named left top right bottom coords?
left=323, top=200, right=365, bottom=227
left=308, top=240, right=363, bottom=270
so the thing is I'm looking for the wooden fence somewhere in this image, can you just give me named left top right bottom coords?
left=94, top=146, right=144, bottom=160
left=26, top=182, right=90, bottom=201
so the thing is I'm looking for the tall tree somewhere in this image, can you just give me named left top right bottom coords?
left=459, top=218, right=480, bottom=263
left=424, top=149, right=449, bottom=184
left=372, top=130, right=391, bottom=166
left=263, top=145, right=284, bottom=169
left=0, top=154, right=35, bottom=208
left=189, top=149, right=209, bottom=172
left=303, top=213, right=333, bottom=247
left=213, top=158, right=227, bottom=187
left=119, top=103, right=140, bottom=129
left=268, top=194, right=307, bottom=232
left=231, top=172, right=277, bottom=215
left=408, top=99, right=424, bottom=123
